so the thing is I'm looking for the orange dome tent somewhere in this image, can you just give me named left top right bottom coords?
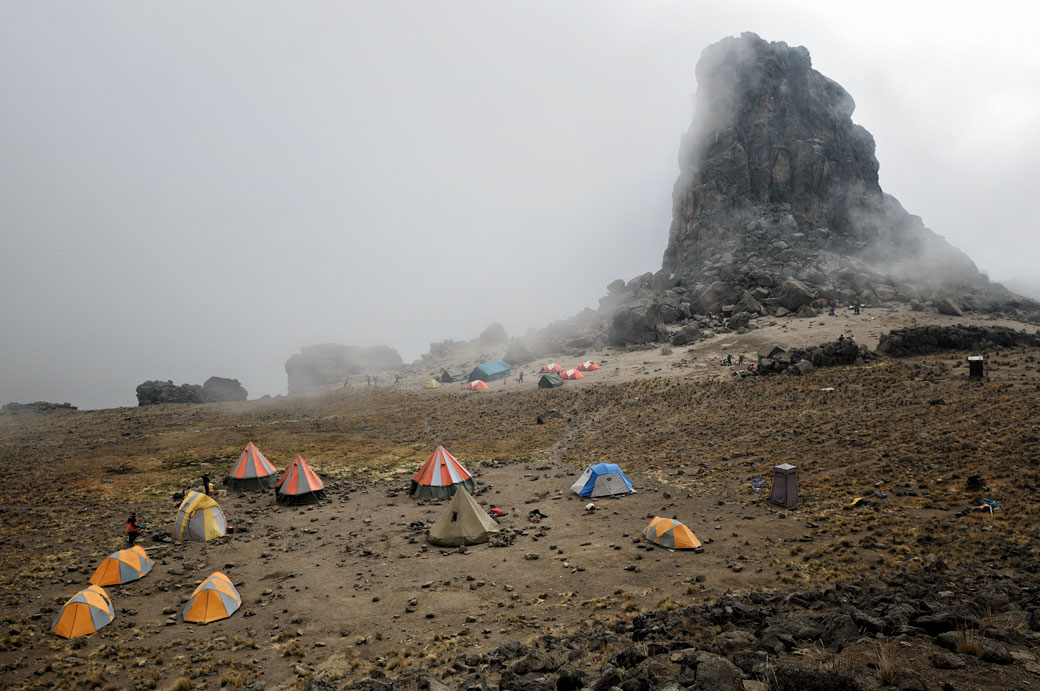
left=576, top=361, right=600, bottom=371
left=409, top=446, right=475, bottom=499
left=50, top=585, right=114, bottom=638
left=183, top=572, right=241, bottom=624
left=275, top=454, right=326, bottom=505
left=560, top=369, right=584, bottom=380
left=465, top=380, right=489, bottom=391
left=226, top=442, right=279, bottom=490
left=644, top=516, right=702, bottom=550
left=89, top=545, right=153, bottom=586
left=540, top=363, right=563, bottom=373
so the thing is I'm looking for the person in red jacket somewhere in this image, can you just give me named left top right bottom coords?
left=126, top=513, right=141, bottom=547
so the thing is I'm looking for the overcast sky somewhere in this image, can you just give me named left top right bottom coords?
left=2, top=2, right=1038, bottom=409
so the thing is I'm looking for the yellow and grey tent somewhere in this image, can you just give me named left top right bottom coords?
left=183, top=571, right=241, bottom=623
left=50, top=584, right=114, bottom=638
left=428, top=487, right=500, bottom=547
left=173, top=490, right=228, bottom=541
left=644, top=516, right=702, bottom=550
left=88, top=545, right=154, bottom=586
left=423, top=378, right=441, bottom=389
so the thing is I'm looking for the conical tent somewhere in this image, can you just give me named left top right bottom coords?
left=275, top=454, right=326, bottom=505
left=89, top=546, right=153, bottom=586
left=465, top=380, right=488, bottom=391
left=51, top=585, right=114, bottom=638
left=423, top=378, right=441, bottom=389
left=569, top=463, right=636, bottom=498
left=410, top=446, right=475, bottom=499
left=428, top=487, right=500, bottom=546
left=560, top=369, right=584, bottom=380
left=182, top=572, right=241, bottom=624
left=644, top=516, right=701, bottom=550
left=173, top=491, right=228, bottom=541
left=538, top=373, right=565, bottom=388
left=576, top=361, right=600, bottom=371
left=226, top=442, right=279, bottom=490
left=541, top=363, right=563, bottom=373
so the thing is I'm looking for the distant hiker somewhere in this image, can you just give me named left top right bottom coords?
left=853, top=303, right=861, bottom=315
left=726, top=354, right=733, bottom=366
left=395, top=374, right=400, bottom=385
left=838, top=334, right=845, bottom=342
left=201, top=473, right=211, bottom=496
left=738, top=354, right=745, bottom=365
left=366, top=375, right=371, bottom=387
left=126, top=513, right=141, bottom=547
left=528, top=509, right=548, bottom=522
left=518, top=371, right=524, bottom=384
left=829, top=298, right=837, bottom=316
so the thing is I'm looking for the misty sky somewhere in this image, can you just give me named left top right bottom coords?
left=2, top=2, right=1038, bottom=410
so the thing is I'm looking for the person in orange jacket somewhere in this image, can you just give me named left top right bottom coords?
left=126, top=513, right=141, bottom=547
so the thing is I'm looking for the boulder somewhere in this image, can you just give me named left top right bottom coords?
left=779, top=279, right=815, bottom=311
left=136, top=380, right=206, bottom=406
left=936, top=297, right=964, bottom=316
left=202, top=377, right=247, bottom=402
left=671, top=324, right=701, bottom=347
left=609, top=300, right=662, bottom=346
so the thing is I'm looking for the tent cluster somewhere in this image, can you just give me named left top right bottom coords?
left=223, top=442, right=326, bottom=505
left=539, top=360, right=600, bottom=388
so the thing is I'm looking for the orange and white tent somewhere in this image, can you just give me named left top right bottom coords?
left=560, top=369, right=584, bottom=380
left=275, top=454, right=326, bottom=505
left=409, top=446, right=475, bottom=500
left=226, top=442, right=279, bottom=490
left=51, top=585, right=114, bottom=638
left=465, top=380, right=489, bottom=391
left=540, top=363, right=563, bottom=373
left=182, top=572, right=241, bottom=624
left=89, top=545, right=154, bottom=586
left=644, top=516, right=702, bottom=550
left=576, top=361, right=600, bottom=371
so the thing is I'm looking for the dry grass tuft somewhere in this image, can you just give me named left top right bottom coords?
left=955, top=628, right=984, bottom=657
left=874, top=641, right=895, bottom=683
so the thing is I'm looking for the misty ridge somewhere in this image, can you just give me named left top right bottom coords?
left=4, top=23, right=1039, bottom=409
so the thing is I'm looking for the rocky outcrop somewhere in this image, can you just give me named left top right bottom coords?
left=0, top=401, right=77, bottom=415
left=285, top=344, right=402, bottom=394
left=202, top=376, right=248, bottom=402
left=877, top=325, right=1040, bottom=357
left=754, top=338, right=877, bottom=375
left=135, top=380, right=206, bottom=405
left=658, top=32, right=1038, bottom=322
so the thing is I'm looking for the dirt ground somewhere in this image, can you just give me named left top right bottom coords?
left=1, top=305, right=1039, bottom=690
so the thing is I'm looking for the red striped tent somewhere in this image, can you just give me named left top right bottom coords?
left=576, top=361, right=600, bottom=371
left=465, top=380, right=488, bottom=391
left=275, top=454, right=326, bottom=505
left=409, top=446, right=475, bottom=499
left=540, top=363, right=563, bottom=373
left=560, top=369, right=584, bottom=380
left=226, top=442, right=279, bottom=490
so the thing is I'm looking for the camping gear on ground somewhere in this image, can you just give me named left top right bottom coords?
left=569, top=463, right=636, bottom=498
left=423, top=378, right=441, bottom=389
left=560, top=369, right=584, bottom=380
left=770, top=463, right=799, bottom=509
left=427, top=488, right=500, bottom=547
left=465, top=380, right=489, bottom=391
left=409, top=446, right=476, bottom=499
left=89, top=545, right=154, bottom=586
left=538, top=373, right=565, bottom=389
left=489, top=507, right=504, bottom=517
left=275, top=454, right=326, bottom=505
left=226, top=442, right=279, bottom=490
left=968, top=355, right=984, bottom=378
left=750, top=477, right=765, bottom=493
left=576, top=361, right=600, bottom=371
left=644, top=516, right=702, bottom=550
left=540, top=363, right=564, bottom=373
left=469, top=360, right=511, bottom=382
left=584, top=502, right=596, bottom=513
left=173, top=490, right=228, bottom=541
left=182, top=572, right=241, bottom=623
left=438, top=367, right=466, bottom=383
left=50, top=585, right=114, bottom=638
left=528, top=509, right=548, bottom=521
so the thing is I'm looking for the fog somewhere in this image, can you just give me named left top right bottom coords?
left=2, top=2, right=1038, bottom=410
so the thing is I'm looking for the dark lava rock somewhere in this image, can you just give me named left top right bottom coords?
left=201, top=376, right=247, bottom=402
left=136, top=380, right=205, bottom=405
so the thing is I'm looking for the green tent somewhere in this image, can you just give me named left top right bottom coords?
left=538, top=373, right=565, bottom=389
left=439, top=368, right=466, bottom=383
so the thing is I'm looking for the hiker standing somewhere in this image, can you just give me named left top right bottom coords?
left=126, top=513, right=141, bottom=547
left=201, top=473, right=211, bottom=496
left=518, top=371, right=524, bottom=384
